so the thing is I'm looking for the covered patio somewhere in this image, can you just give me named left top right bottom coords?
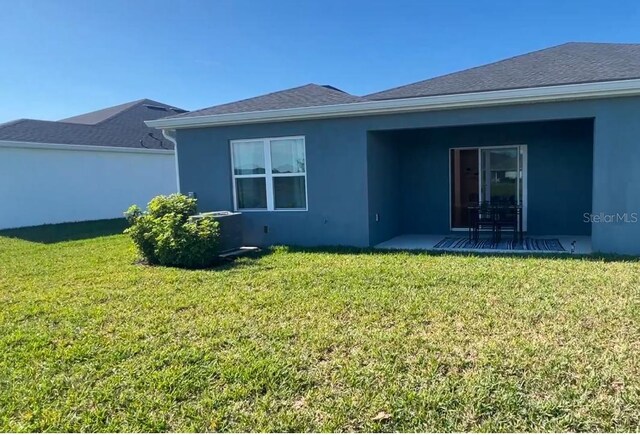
left=367, top=118, right=594, bottom=252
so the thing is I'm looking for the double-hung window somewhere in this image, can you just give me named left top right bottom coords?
left=231, top=136, right=307, bottom=211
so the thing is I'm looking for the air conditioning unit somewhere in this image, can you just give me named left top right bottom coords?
left=189, top=211, right=243, bottom=252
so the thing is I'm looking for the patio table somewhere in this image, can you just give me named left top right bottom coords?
left=467, top=203, right=523, bottom=243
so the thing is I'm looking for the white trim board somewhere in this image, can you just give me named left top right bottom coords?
left=0, top=140, right=175, bottom=155
left=146, top=78, right=640, bottom=129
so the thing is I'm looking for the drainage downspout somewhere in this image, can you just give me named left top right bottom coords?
left=162, top=129, right=180, bottom=193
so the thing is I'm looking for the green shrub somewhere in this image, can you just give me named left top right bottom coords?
left=147, top=194, right=197, bottom=220
left=124, top=194, right=220, bottom=269
left=123, top=204, right=158, bottom=261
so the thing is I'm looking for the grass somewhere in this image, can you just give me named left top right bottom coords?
left=1, top=222, right=640, bottom=431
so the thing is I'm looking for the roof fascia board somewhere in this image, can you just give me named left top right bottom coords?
left=0, top=140, right=175, bottom=155
left=146, top=78, right=640, bottom=129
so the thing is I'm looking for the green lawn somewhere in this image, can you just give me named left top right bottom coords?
left=1, top=222, right=640, bottom=432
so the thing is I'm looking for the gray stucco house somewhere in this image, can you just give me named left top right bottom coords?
left=147, top=42, right=640, bottom=255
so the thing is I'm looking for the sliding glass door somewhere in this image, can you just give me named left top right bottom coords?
left=480, top=147, right=520, bottom=204
left=451, top=145, right=527, bottom=229
left=450, top=148, right=479, bottom=228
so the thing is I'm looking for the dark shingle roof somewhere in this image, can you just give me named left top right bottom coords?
left=59, top=99, right=149, bottom=124
left=167, top=84, right=367, bottom=119
left=366, top=42, right=640, bottom=100
left=0, top=99, right=185, bottom=149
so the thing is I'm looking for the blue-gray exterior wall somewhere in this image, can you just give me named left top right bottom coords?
left=176, top=95, right=640, bottom=254
left=592, top=97, right=640, bottom=255
left=177, top=119, right=370, bottom=247
left=367, top=131, right=401, bottom=245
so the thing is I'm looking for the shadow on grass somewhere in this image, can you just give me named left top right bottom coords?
left=0, top=218, right=128, bottom=244
left=2, top=220, right=637, bottom=264
left=177, top=246, right=640, bottom=271
left=267, top=245, right=640, bottom=263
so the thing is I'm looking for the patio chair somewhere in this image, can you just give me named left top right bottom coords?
left=468, top=202, right=497, bottom=243
left=494, top=204, right=521, bottom=243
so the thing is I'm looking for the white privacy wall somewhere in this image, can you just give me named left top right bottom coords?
left=0, top=142, right=177, bottom=229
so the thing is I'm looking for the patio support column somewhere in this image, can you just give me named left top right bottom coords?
left=592, top=101, right=640, bottom=254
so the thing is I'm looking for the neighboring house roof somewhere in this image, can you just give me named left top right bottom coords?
left=167, top=84, right=367, bottom=119
left=0, top=99, right=186, bottom=150
left=366, top=42, right=640, bottom=100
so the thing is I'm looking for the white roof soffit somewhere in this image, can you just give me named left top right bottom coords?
left=146, top=78, right=640, bottom=129
left=0, top=140, right=174, bottom=154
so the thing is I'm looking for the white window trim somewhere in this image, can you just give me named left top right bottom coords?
left=230, top=135, right=308, bottom=212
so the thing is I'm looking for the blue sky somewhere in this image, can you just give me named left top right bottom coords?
left=1, top=0, right=639, bottom=123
